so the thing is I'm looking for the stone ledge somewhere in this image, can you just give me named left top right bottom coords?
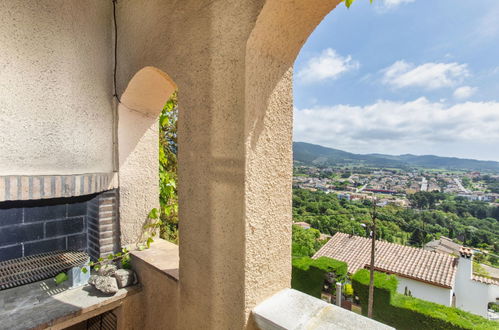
left=0, top=172, right=118, bottom=202
left=0, top=278, right=140, bottom=330
left=130, top=238, right=179, bottom=281
left=252, top=289, right=394, bottom=330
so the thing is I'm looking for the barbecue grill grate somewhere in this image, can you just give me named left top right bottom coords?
left=0, top=250, right=89, bottom=290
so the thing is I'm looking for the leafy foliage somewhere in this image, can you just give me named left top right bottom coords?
left=293, top=188, right=499, bottom=261
left=54, top=272, right=68, bottom=285
left=352, top=269, right=498, bottom=330
left=292, top=224, right=325, bottom=257
left=291, top=256, right=347, bottom=298
left=159, top=92, right=179, bottom=243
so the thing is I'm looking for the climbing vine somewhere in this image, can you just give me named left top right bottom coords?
left=158, top=92, right=179, bottom=243
left=343, top=0, right=373, bottom=8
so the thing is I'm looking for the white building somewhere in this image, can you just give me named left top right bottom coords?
left=454, top=248, right=499, bottom=317
left=314, top=233, right=499, bottom=318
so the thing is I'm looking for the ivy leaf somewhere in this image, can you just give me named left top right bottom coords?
left=54, top=272, right=69, bottom=285
left=146, top=237, right=154, bottom=249
left=148, top=208, right=159, bottom=219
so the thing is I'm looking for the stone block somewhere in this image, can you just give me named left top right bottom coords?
left=114, top=269, right=136, bottom=288
left=98, top=264, right=117, bottom=276
left=93, top=275, right=119, bottom=294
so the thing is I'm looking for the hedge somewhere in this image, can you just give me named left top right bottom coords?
left=291, top=256, right=347, bottom=298
left=351, top=269, right=498, bottom=330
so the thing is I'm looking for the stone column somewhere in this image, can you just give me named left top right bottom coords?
left=336, top=282, right=343, bottom=307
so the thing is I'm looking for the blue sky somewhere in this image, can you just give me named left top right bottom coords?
left=293, top=0, right=499, bottom=161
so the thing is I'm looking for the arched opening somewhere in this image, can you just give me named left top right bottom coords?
left=117, top=66, right=177, bottom=246
left=285, top=0, right=499, bottom=323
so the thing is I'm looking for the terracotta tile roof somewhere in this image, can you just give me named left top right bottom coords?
left=459, top=247, right=473, bottom=258
left=424, top=236, right=462, bottom=256
left=472, top=275, right=499, bottom=286
left=313, top=232, right=457, bottom=288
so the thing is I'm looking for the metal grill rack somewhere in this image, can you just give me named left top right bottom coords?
left=0, top=250, right=89, bottom=290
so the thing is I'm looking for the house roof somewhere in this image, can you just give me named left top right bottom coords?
left=293, top=222, right=311, bottom=229
left=313, top=232, right=457, bottom=288
left=472, top=275, right=499, bottom=286
left=424, top=236, right=462, bottom=256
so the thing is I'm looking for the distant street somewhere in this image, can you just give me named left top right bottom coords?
left=454, top=178, right=470, bottom=194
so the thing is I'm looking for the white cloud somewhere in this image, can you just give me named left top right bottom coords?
left=382, top=0, right=415, bottom=9
left=453, top=86, right=477, bottom=100
left=294, top=98, right=499, bottom=161
left=381, top=60, right=469, bottom=90
left=296, top=48, right=359, bottom=84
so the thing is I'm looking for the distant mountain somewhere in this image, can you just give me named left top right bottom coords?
left=293, top=142, right=499, bottom=172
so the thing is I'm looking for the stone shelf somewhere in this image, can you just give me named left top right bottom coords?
left=0, top=277, right=140, bottom=330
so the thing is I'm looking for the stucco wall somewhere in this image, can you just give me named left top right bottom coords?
left=114, top=0, right=343, bottom=328
left=396, top=276, right=452, bottom=306
left=454, top=257, right=499, bottom=317
left=0, top=0, right=114, bottom=176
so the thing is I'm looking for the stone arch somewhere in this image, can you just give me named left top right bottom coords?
left=118, top=66, right=176, bottom=246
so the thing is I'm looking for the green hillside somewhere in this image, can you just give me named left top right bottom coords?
left=293, top=142, right=499, bottom=172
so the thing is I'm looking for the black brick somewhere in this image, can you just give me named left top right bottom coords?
left=24, top=204, right=66, bottom=222
left=0, top=207, right=23, bottom=227
left=0, top=244, right=22, bottom=262
left=45, top=217, right=84, bottom=238
left=0, top=223, right=43, bottom=246
left=87, top=222, right=99, bottom=233
left=24, top=237, right=67, bottom=256
left=88, top=234, right=100, bottom=246
left=67, top=233, right=87, bottom=251
left=67, top=201, right=87, bottom=217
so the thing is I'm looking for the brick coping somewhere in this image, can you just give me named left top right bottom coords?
left=0, top=173, right=118, bottom=202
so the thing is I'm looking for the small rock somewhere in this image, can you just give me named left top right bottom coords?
left=114, top=269, right=137, bottom=288
left=93, top=276, right=119, bottom=294
left=98, top=264, right=117, bottom=277
left=88, top=275, right=98, bottom=285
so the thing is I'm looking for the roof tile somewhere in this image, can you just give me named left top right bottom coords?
left=313, top=232, right=457, bottom=288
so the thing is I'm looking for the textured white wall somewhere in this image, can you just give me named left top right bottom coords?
left=454, top=257, right=499, bottom=317
left=396, top=276, right=452, bottom=306
left=0, top=1, right=114, bottom=175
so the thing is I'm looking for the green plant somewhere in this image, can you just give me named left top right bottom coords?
left=344, top=283, right=354, bottom=297
left=343, top=0, right=373, bottom=9
left=291, top=256, right=347, bottom=298
left=54, top=272, right=68, bottom=285
left=351, top=269, right=498, bottom=330
left=158, top=92, right=179, bottom=244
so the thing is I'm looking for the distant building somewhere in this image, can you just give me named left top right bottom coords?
left=293, top=222, right=311, bottom=230
left=424, top=236, right=462, bottom=256
left=314, top=233, right=499, bottom=317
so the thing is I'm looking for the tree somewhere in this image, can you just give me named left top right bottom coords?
left=292, top=224, right=323, bottom=257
